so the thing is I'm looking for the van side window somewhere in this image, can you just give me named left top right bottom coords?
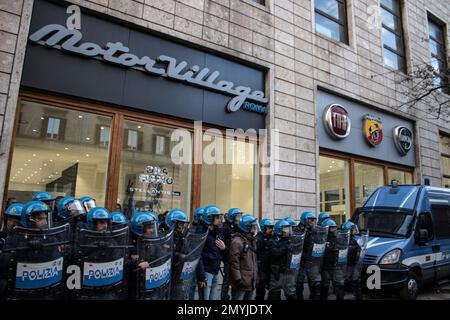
left=431, top=204, right=450, bottom=239
left=417, top=212, right=434, bottom=241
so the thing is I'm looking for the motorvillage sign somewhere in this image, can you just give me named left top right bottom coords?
left=28, top=23, right=269, bottom=114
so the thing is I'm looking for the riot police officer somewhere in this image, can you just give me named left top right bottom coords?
left=166, top=209, right=190, bottom=296
left=111, top=211, right=128, bottom=228
left=296, top=211, right=324, bottom=300
left=191, top=207, right=204, bottom=230
left=86, top=207, right=111, bottom=232
left=318, top=212, right=330, bottom=225
left=343, top=221, right=363, bottom=300
left=73, top=207, right=129, bottom=300
left=188, top=207, right=206, bottom=299
left=320, top=218, right=345, bottom=300
left=1, top=201, right=70, bottom=300
left=0, top=203, right=23, bottom=247
left=31, top=192, right=56, bottom=223
left=57, top=196, right=87, bottom=230
left=255, top=218, right=274, bottom=300
left=80, top=196, right=96, bottom=213
left=221, top=207, right=242, bottom=300
left=129, top=212, right=172, bottom=300
left=229, top=214, right=258, bottom=300
left=268, top=219, right=296, bottom=300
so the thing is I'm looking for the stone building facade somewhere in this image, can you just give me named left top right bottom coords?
left=0, top=0, right=449, bottom=221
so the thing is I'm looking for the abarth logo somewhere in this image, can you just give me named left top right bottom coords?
left=363, top=114, right=383, bottom=147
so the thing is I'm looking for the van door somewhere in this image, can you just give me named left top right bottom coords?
left=430, top=200, right=450, bottom=280
left=410, top=212, right=436, bottom=284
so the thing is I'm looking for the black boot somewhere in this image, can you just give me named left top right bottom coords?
left=296, top=283, right=304, bottom=300
left=335, top=285, right=345, bottom=300
left=312, top=282, right=321, bottom=300
left=353, top=280, right=362, bottom=300
left=320, top=285, right=329, bottom=300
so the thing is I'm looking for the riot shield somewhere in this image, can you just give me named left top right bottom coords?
left=311, top=225, right=329, bottom=263
left=285, top=231, right=305, bottom=290
left=336, top=230, right=350, bottom=271
left=72, top=226, right=130, bottom=300
left=136, top=229, right=174, bottom=300
left=170, top=229, right=208, bottom=300
left=2, top=224, right=71, bottom=300
left=288, top=232, right=305, bottom=271
left=355, top=232, right=369, bottom=276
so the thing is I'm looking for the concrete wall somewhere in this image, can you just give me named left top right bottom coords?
left=1, top=0, right=449, bottom=221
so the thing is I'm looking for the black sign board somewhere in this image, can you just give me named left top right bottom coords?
left=21, top=0, right=268, bottom=130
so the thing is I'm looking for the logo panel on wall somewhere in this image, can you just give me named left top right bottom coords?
left=393, top=126, right=413, bottom=156
left=363, top=114, right=383, bottom=147
left=323, top=104, right=351, bottom=139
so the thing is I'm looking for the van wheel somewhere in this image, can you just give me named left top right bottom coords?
left=400, top=272, right=420, bottom=300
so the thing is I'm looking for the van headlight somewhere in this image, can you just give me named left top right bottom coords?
left=380, top=249, right=401, bottom=265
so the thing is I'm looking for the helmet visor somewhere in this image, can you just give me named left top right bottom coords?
left=143, top=221, right=159, bottom=238
left=282, top=225, right=292, bottom=237
left=233, top=213, right=242, bottom=224
left=84, top=199, right=96, bottom=212
left=68, top=200, right=86, bottom=217
left=250, top=222, right=260, bottom=236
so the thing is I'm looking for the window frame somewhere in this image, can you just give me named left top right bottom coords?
left=320, top=148, right=414, bottom=217
left=314, top=0, right=349, bottom=44
left=427, top=14, right=449, bottom=93
left=5, top=90, right=263, bottom=221
left=440, top=133, right=450, bottom=187
left=380, top=0, right=406, bottom=72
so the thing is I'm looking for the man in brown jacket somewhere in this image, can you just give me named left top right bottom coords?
left=229, top=214, right=259, bottom=300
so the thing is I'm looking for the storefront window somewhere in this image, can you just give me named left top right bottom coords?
left=354, top=163, right=384, bottom=208
left=7, top=101, right=112, bottom=205
left=117, top=120, right=192, bottom=217
left=440, top=134, right=450, bottom=188
left=200, top=134, right=258, bottom=214
left=388, top=169, right=413, bottom=184
left=319, top=156, right=350, bottom=225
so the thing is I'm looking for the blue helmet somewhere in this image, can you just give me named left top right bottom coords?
left=5, top=203, right=24, bottom=219
left=32, top=191, right=54, bottom=202
left=165, top=209, right=189, bottom=230
left=80, top=196, right=96, bottom=212
left=238, top=214, right=258, bottom=233
left=274, top=219, right=291, bottom=236
left=110, top=212, right=128, bottom=225
left=131, top=212, right=158, bottom=236
left=57, top=196, right=86, bottom=220
left=21, top=201, right=50, bottom=227
left=318, top=212, right=330, bottom=225
left=226, top=208, right=243, bottom=223
left=202, top=205, right=223, bottom=225
left=259, top=218, right=274, bottom=230
left=283, top=216, right=296, bottom=226
left=193, top=207, right=204, bottom=223
left=342, top=220, right=358, bottom=232
left=322, top=218, right=337, bottom=228
left=300, top=211, right=316, bottom=225
left=86, top=207, right=111, bottom=226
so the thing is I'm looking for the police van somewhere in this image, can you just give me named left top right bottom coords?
left=352, top=182, right=450, bottom=300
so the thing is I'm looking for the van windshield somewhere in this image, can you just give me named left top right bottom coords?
left=353, top=207, right=414, bottom=238
left=364, top=186, right=420, bottom=210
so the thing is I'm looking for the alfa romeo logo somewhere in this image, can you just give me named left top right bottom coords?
left=393, top=126, right=413, bottom=156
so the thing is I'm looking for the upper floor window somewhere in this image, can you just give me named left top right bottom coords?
left=428, top=15, right=449, bottom=92
left=381, top=0, right=406, bottom=72
left=314, top=0, right=348, bottom=44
